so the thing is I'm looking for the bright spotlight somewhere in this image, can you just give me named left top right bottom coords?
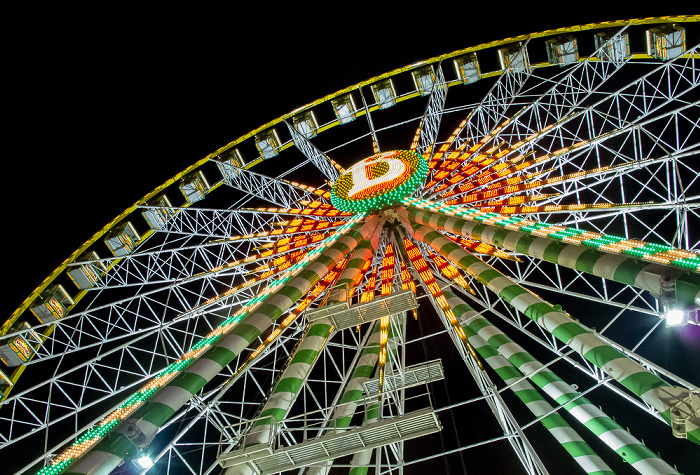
left=665, top=308, right=688, bottom=327
left=134, top=455, right=154, bottom=469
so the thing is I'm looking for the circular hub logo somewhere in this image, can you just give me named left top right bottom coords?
left=331, top=150, right=428, bottom=213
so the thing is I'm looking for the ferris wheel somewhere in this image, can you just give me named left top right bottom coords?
left=1, top=16, right=699, bottom=475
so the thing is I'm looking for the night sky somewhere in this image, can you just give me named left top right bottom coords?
left=4, top=6, right=700, bottom=474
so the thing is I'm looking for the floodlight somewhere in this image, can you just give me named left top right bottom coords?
left=134, top=455, right=154, bottom=469
left=665, top=308, right=688, bottom=327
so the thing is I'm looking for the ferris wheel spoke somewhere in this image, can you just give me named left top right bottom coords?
left=141, top=206, right=290, bottom=239
left=409, top=217, right=700, bottom=441
left=454, top=290, right=679, bottom=473
left=399, top=234, right=551, bottom=474
left=150, top=317, right=311, bottom=473
left=512, top=28, right=634, bottom=128
left=20, top=270, right=273, bottom=380
left=458, top=284, right=680, bottom=432
left=285, top=120, right=342, bottom=182
left=433, top=99, right=699, bottom=209
left=84, top=236, right=281, bottom=289
left=459, top=46, right=533, bottom=148
left=414, top=63, right=448, bottom=159
left=431, top=30, right=636, bottom=190
left=439, top=51, right=699, bottom=203
left=419, top=282, right=551, bottom=474
left=406, top=201, right=700, bottom=297
left=232, top=244, right=372, bottom=452
left=56, top=217, right=372, bottom=475
left=217, top=160, right=329, bottom=207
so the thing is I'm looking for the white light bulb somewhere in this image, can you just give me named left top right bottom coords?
left=665, top=308, right=687, bottom=326
left=135, top=455, right=154, bottom=469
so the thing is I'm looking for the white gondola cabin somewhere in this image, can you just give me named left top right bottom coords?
left=179, top=170, right=210, bottom=203
left=67, top=251, right=108, bottom=289
left=332, top=94, right=357, bottom=124
left=371, top=79, right=396, bottom=109
left=293, top=111, right=318, bottom=139
left=104, top=221, right=141, bottom=257
left=454, top=53, right=480, bottom=84
left=498, top=43, right=530, bottom=73
left=546, top=35, right=579, bottom=66
left=255, top=129, right=281, bottom=160
left=0, top=321, right=42, bottom=367
left=646, top=24, right=686, bottom=60
left=29, top=284, right=74, bottom=323
left=142, top=194, right=176, bottom=230
left=0, top=368, right=13, bottom=394
left=411, top=66, right=435, bottom=96
left=594, top=29, right=631, bottom=62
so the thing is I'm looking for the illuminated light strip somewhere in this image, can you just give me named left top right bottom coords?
left=285, top=180, right=330, bottom=199
left=402, top=197, right=700, bottom=272
left=400, top=261, right=416, bottom=295
left=428, top=252, right=475, bottom=294
left=436, top=139, right=592, bottom=201
left=37, top=214, right=367, bottom=475
left=445, top=193, right=557, bottom=207
left=228, top=220, right=346, bottom=242
left=328, top=156, right=347, bottom=175
left=425, top=118, right=520, bottom=192
left=204, top=252, right=309, bottom=306
left=444, top=233, right=517, bottom=261
left=427, top=121, right=468, bottom=170
left=472, top=193, right=556, bottom=206
left=255, top=232, right=328, bottom=251
left=361, top=267, right=378, bottom=303
left=380, top=244, right=396, bottom=297
left=473, top=202, right=624, bottom=215
left=251, top=249, right=306, bottom=273
left=429, top=110, right=580, bottom=197
left=405, top=202, right=700, bottom=314
left=410, top=126, right=421, bottom=151
left=402, top=238, right=483, bottom=368
left=377, top=314, right=390, bottom=401
left=243, top=206, right=354, bottom=217
left=299, top=200, right=332, bottom=209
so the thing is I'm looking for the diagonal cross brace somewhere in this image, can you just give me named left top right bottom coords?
left=286, top=121, right=340, bottom=183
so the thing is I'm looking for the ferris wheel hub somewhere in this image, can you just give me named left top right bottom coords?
left=330, top=150, right=428, bottom=213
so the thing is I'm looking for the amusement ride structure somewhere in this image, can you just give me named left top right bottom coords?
left=1, top=15, right=699, bottom=475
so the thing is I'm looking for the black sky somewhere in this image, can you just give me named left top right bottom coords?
left=5, top=6, right=696, bottom=314
left=4, top=6, right=700, bottom=474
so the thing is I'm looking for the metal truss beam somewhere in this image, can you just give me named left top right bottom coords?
left=285, top=121, right=340, bottom=182
left=218, top=162, right=328, bottom=208
left=418, top=64, right=448, bottom=158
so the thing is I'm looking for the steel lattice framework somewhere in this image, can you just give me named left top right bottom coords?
left=1, top=17, right=699, bottom=475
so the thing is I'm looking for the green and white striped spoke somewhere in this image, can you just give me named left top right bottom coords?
left=304, top=321, right=383, bottom=475
left=446, top=289, right=682, bottom=475
left=407, top=216, right=700, bottom=445
left=241, top=238, right=379, bottom=452
left=64, top=217, right=383, bottom=475
left=406, top=205, right=700, bottom=309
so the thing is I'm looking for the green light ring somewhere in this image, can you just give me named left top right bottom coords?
left=331, top=152, right=428, bottom=213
